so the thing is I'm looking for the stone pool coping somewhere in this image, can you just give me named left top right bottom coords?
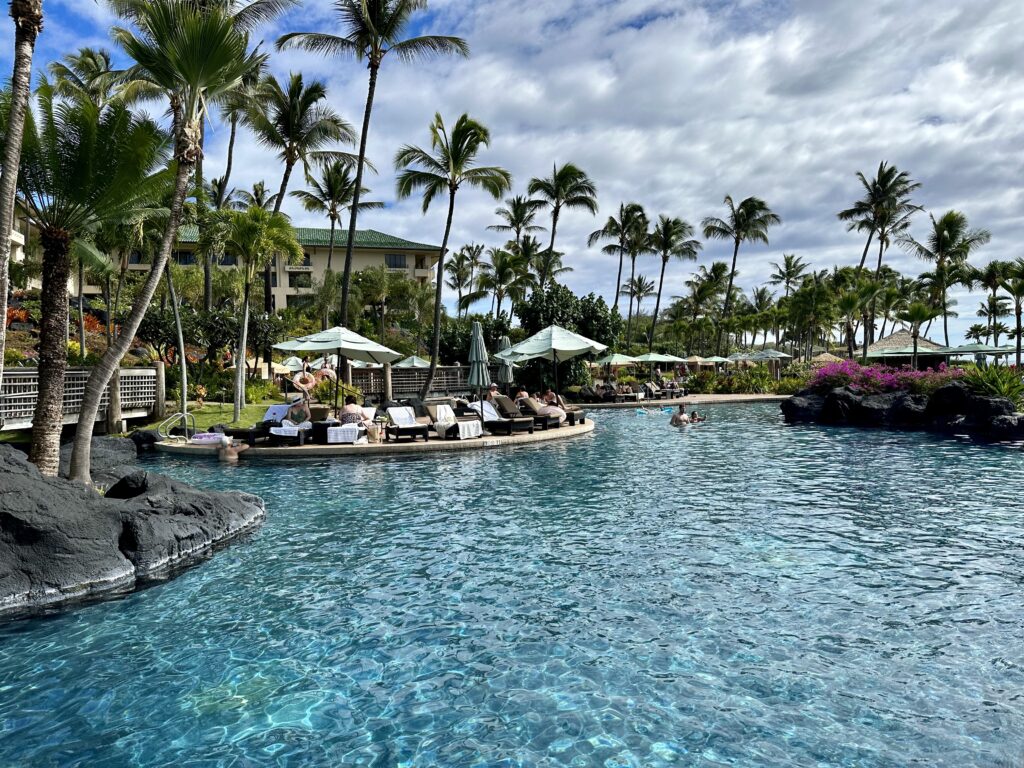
left=155, top=418, right=595, bottom=459
left=586, top=394, right=788, bottom=409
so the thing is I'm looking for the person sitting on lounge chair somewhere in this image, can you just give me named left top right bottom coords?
left=514, top=386, right=529, bottom=402
left=339, top=395, right=373, bottom=427
left=282, top=394, right=312, bottom=428
left=670, top=404, right=690, bottom=426
left=537, top=390, right=567, bottom=423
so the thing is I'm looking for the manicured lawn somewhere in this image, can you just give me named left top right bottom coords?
left=133, top=401, right=283, bottom=433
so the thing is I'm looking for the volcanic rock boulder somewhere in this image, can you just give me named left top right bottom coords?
left=0, top=445, right=265, bottom=615
left=779, top=391, right=825, bottom=423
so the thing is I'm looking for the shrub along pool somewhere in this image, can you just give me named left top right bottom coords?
left=2, top=404, right=1023, bottom=766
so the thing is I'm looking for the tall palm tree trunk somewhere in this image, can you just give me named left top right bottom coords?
left=326, top=216, right=336, bottom=271
left=855, top=230, right=874, bottom=276
left=612, top=242, right=624, bottom=314
left=420, top=188, right=457, bottom=400
left=649, top=256, right=667, bottom=351
left=233, top=280, right=250, bottom=422
left=340, top=62, right=378, bottom=322
left=716, top=239, right=741, bottom=354
left=546, top=207, right=560, bottom=260
left=29, top=229, right=71, bottom=476
left=261, top=159, right=294, bottom=369
left=77, top=259, right=86, bottom=358
left=0, top=0, right=42, bottom=392
left=198, top=120, right=213, bottom=311
left=1015, top=304, right=1022, bottom=368
left=68, top=143, right=197, bottom=484
left=219, top=115, right=237, bottom=207
left=166, top=267, right=187, bottom=418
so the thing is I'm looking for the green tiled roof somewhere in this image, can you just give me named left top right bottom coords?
left=176, top=224, right=439, bottom=251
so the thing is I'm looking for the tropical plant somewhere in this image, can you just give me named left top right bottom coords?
left=395, top=112, right=511, bottom=396
left=487, top=194, right=545, bottom=249
left=0, top=0, right=44, bottom=393
left=69, top=0, right=259, bottom=484
left=587, top=202, right=646, bottom=314
left=620, top=275, right=655, bottom=348
left=769, top=253, right=807, bottom=298
left=647, top=215, right=700, bottom=351
left=1001, top=259, right=1024, bottom=367
left=528, top=161, right=598, bottom=264
left=476, top=246, right=532, bottom=317
left=701, top=195, right=780, bottom=354
left=897, top=301, right=941, bottom=369
left=277, top=0, right=469, bottom=322
left=233, top=180, right=278, bottom=210
left=963, top=364, right=1024, bottom=408
left=0, top=83, right=168, bottom=475
left=527, top=239, right=572, bottom=288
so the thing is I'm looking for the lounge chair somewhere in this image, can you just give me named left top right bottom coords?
left=503, top=395, right=561, bottom=429
left=426, top=403, right=483, bottom=440
left=555, top=395, right=586, bottom=425
left=644, top=382, right=667, bottom=400
left=223, top=403, right=290, bottom=445
left=468, top=400, right=534, bottom=435
left=385, top=406, right=430, bottom=442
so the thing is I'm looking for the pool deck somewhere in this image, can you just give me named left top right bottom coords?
left=155, top=418, right=595, bottom=459
left=587, top=394, right=788, bottom=409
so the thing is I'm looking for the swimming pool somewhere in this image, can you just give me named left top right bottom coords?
left=2, top=404, right=1023, bottom=766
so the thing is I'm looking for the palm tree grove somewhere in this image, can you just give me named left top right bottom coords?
left=1, top=3, right=1022, bottom=765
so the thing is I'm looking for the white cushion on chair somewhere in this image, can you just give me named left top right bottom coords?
left=327, top=424, right=363, bottom=444
left=387, top=406, right=418, bottom=427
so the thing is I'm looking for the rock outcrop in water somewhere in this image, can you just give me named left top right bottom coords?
left=0, top=438, right=265, bottom=615
left=781, top=380, right=1024, bottom=438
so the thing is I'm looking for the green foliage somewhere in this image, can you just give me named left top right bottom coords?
left=578, top=293, right=623, bottom=348
left=963, top=365, right=1024, bottom=407
left=437, top=313, right=511, bottom=365
left=4, top=348, right=26, bottom=366
left=245, top=378, right=281, bottom=403
left=515, top=283, right=581, bottom=336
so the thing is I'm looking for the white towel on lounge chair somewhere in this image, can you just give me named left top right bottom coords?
left=262, top=404, right=289, bottom=422
left=468, top=400, right=504, bottom=421
left=269, top=425, right=299, bottom=437
left=387, top=406, right=419, bottom=427
left=433, top=404, right=482, bottom=439
left=327, top=424, right=364, bottom=444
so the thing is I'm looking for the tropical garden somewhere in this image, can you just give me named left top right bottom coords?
left=0, top=0, right=1014, bottom=484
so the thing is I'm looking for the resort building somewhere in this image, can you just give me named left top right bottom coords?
left=865, top=329, right=944, bottom=367
left=8, top=218, right=441, bottom=309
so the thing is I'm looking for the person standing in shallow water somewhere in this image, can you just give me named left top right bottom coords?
left=670, top=404, right=690, bottom=426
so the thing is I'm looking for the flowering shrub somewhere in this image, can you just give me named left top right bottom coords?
left=5, top=307, right=29, bottom=327
left=83, top=313, right=105, bottom=334
left=810, top=359, right=963, bottom=396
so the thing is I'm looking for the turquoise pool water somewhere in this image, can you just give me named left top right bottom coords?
left=2, top=404, right=1024, bottom=766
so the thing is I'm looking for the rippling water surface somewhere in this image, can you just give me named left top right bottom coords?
left=3, top=404, right=1024, bottom=766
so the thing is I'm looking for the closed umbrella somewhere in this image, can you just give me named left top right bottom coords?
left=468, top=321, right=490, bottom=422
left=496, top=335, right=515, bottom=389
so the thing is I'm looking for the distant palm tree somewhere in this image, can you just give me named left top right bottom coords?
left=972, top=260, right=1009, bottom=341
left=702, top=195, right=781, bottom=354
left=214, top=52, right=268, bottom=208
left=647, top=215, right=701, bottom=351
left=0, top=0, right=44, bottom=391
left=444, top=246, right=474, bottom=319
left=528, top=239, right=572, bottom=288
left=277, top=0, right=469, bottom=322
left=528, top=162, right=598, bottom=263
left=588, top=202, right=646, bottom=314
left=965, top=324, right=988, bottom=344
left=477, top=247, right=532, bottom=318
left=291, top=160, right=381, bottom=272
left=768, top=253, right=807, bottom=298
left=47, top=47, right=123, bottom=109
left=234, top=180, right=278, bottom=210
left=899, top=301, right=940, bottom=369
left=487, top=194, right=545, bottom=249
left=1000, top=259, right=1024, bottom=367
left=900, top=210, right=990, bottom=346
left=395, top=112, right=511, bottom=398
left=836, top=291, right=862, bottom=358
left=620, top=275, right=655, bottom=348
left=977, top=296, right=1011, bottom=345
left=621, top=212, right=653, bottom=349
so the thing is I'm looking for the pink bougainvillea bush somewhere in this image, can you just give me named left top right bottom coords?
left=810, top=359, right=964, bottom=396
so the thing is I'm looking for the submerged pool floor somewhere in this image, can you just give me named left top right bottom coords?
left=2, top=404, right=1023, bottom=766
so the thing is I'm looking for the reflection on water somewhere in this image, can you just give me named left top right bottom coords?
left=2, top=404, right=1024, bottom=766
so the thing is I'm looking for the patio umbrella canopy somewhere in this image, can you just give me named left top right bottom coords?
left=495, top=325, right=607, bottom=401
left=594, top=353, right=637, bottom=366
left=496, top=336, right=516, bottom=386
left=632, top=352, right=684, bottom=363
left=393, top=355, right=431, bottom=369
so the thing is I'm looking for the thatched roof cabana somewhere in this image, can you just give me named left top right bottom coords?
left=865, top=329, right=942, bottom=359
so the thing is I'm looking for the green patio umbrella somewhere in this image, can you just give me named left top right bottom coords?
left=496, top=335, right=515, bottom=388
left=393, top=355, right=431, bottom=369
left=468, top=321, right=490, bottom=421
left=494, top=324, right=608, bottom=401
left=594, top=353, right=637, bottom=366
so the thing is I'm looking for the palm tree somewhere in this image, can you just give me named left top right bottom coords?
left=69, top=0, right=257, bottom=484
left=965, top=323, right=988, bottom=344
left=528, top=162, right=598, bottom=263
left=620, top=275, right=655, bottom=347
left=836, top=291, right=861, bottom=359
left=900, top=210, right=990, bottom=346
left=838, top=161, right=921, bottom=277
left=972, top=260, right=1009, bottom=340
left=444, top=248, right=473, bottom=319
left=217, top=206, right=302, bottom=420
left=278, top=0, right=468, bottom=323
left=1, top=85, right=168, bottom=476
left=647, top=215, right=701, bottom=351
left=621, top=211, right=652, bottom=347
left=529, top=242, right=572, bottom=288
left=247, top=72, right=354, bottom=333
left=213, top=51, right=267, bottom=207
left=357, top=265, right=394, bottom=343
left=588, top=202, right=645, bottom=314
left=47, top=47, right=122, bottom=109
left=394, top=112, right=511, bottom=398
left=977, top=297, right=1011, bottom=345
left=475, top=247, right=532, bottom=318
left=233, top=180, right=278, bottom=210
left=768, top=254, right=807, bottom=298
left=702, top=195, right=781, bottom=354
left=487, top=194, right=545, bottom=249
left=1000, top=259, right=1024, bottom=367
left=898, top=301, right=940, bottom=370
left=0, top=0, right=44, bottom=392
left=292, top=161, right=381, bottom=273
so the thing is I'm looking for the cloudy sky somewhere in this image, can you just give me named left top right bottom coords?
left=2, top=0, right=1021, bottom=343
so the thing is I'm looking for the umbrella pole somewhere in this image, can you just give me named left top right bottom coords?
left=333, top=346, right=340, bottom=414
left=553, top=351, right=559, bottom=405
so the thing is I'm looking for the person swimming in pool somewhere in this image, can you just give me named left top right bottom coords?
left=690, top=410, right=706, bottom=423
left=670, top=404, right=690, bottom=426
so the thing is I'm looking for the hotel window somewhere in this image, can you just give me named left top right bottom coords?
left=220, top=254, right=237, bottom=266
left=172, top=250, right=195, bottom=265
left=128, top=250, right=143, bottom=265
left=301, top=253, right=312, bottom=267
left=385, top=253, right=407, bottom=269
left=270, top=271, right=277, bottom=288
left=289, top=272, right=312, bottom=289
